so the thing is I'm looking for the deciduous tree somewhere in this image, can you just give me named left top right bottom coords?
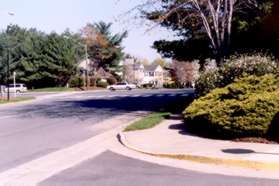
left=138, top=0, right=272, bottom=65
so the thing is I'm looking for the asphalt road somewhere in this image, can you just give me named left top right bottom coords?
left=40, top=151, right=279, bottom=186
left=0, top=89, right=192, bottom=172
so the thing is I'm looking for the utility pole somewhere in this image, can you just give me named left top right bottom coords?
left=6, top=11, right=15, bottom=101
left=13, top=71, right=16, bottom=98
left=84, top=44, right=89, bottom=90
left=6, top=48, right=10, bottom=101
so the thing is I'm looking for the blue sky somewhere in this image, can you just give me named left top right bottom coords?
left=0, top=0, right=175, bottom=61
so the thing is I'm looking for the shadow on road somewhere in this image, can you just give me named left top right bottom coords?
left=11, top=94, right=194, bottom=119
left=222, top=148, right=279, bottom=156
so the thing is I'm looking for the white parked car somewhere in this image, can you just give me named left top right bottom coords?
left=107, top=82, right=137, bottom=91
left=5, top=84, right=27, bottom=93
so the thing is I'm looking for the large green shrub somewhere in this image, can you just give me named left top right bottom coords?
left=96, top=81, right=108, bottom=88
left=196, top=55, right=279, bottom=96
left=184, top=74, right=279, bottom=139
left=69, top=76, right=84, bottom=88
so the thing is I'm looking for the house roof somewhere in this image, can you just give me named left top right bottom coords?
left=133, top=64, right=144, bottom=70
left=144, top=64, right=161, bottom=71
left=96, top=67, right=113, bottom=79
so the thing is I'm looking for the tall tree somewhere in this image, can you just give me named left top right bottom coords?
left=139, top=0, right=272, bottom=65
left=230, top=0, right=279, bottom=57
left=152, top=58, right=168, bottom=67
left=80, top=21, right=128, bottom=76
left=0, top=25, right=83, bottom=88
left=172, top=60, right=200, bottom=87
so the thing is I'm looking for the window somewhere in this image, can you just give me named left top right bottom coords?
left=9, top=84, right=26, bottom=88
left=149, top=72, right=155, bottom=77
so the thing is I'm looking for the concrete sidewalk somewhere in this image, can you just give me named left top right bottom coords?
left=120, top=118, right=279, bottom=171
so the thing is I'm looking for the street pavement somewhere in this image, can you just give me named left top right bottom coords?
left=0, top=88, right=278, bottom=185
left=0, top=89, right=191, bottom=172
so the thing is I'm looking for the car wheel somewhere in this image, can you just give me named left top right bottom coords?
left=16, top=90, right=21, bottom=94
left=109, top=87, right=115, bottom=91
left=126, top=87, right=132, bottom=91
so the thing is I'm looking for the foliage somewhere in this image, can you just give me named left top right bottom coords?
left=195, top=55, right=279, bottom=96
left=0, top=23, right=126, bottom=89
left=124, top=112, right=170, bottom=132
left=0, top=25, right=83, bottom=88
left=69, top=76, right=84, bottom=88
left=30, top=87, right=75, bottom=92
left=107, top=77, right=117, bottom=85
left=163, top=82, right=178, bottom=89
left=153, top=36, right=212, bottom=64
left=152, top=58, right=167, bottom=67
left=230, top=1, right=279, bottom=58
left=163, top=82, right=187, bottom=89
left=172, top=60, right=200, bottom=87
left=142, top=0, right=273, bottom=63
left=96, top=80, right=108, bottom=88
left=184, top=74, right=279, bottom=139
left=81, top=22, right=128, bottom=74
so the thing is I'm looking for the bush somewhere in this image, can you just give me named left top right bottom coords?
left=163, top=82, right=185, bottom=89
left=196, top=55, right=279, bottom=96
left=142, top=83, right=153, bottom=89
left=96, top=81, right=108, bottom=88
left=69, top=76, right=84, bottom=88
left=163, top=82, right=177, bottom=89
left=107, top=77, right=117, bottom=85
left=184, top=74, right=279, bottom=139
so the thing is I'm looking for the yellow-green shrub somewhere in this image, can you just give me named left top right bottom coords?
left=184, top=74, right=279, bottom=139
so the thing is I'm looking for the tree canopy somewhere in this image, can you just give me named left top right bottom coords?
left=0, top=25, right=84, bottom=88
left=0, top=22, right=128, bottom=88
left=140, top=0, right=275, bottom=64
left=81, top=21, right=128, bottom=77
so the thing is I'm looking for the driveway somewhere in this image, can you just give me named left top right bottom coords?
left=40, top=151, right=279, bottom=186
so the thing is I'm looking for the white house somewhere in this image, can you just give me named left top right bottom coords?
left=142, top=65, right=164, bottom=87
left=124, top=62, right=165, bottom=88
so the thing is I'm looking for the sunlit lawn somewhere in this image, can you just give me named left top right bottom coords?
left=0, top=97, right=35, bottom=104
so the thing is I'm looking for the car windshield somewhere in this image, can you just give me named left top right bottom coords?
left=8, top=84, right=23, bottom=88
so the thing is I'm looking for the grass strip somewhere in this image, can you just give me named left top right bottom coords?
left=30, top=87, right=76, bottom=92
left=0, top=97, right=35, bottom=104
left=124, top=112, right=170, bottom=132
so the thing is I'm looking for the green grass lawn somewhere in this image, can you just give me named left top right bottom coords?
left=124, top=112, right=170, bottom=132
left=30, top=87, right=76, bottom=92
left=0, top=97, right=35, bottom=104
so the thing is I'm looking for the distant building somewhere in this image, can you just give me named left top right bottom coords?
left=78, top=59, right=92, bottom=71
left=123, top=60, right=165, bottom=88
left=142, top=65, right=164, bottom=87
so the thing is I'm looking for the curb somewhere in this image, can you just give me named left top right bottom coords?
left=118, top=132, right=279, bottom=171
